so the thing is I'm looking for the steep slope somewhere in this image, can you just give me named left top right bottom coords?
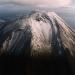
left=0, top=10, right=75, bottom=58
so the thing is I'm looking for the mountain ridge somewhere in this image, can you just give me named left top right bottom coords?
left=0, top=10, right=75, bottom=57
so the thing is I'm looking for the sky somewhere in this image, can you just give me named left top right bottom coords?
left=0, top=0, right=74, bottom=7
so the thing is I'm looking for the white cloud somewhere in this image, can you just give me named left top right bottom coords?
left=0, top=0, right=72, bottom=7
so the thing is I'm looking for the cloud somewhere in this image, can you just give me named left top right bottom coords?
left=0, top=0, right=72, bottom=7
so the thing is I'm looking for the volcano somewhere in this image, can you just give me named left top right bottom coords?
left=0, top=10, right=75, bottom=75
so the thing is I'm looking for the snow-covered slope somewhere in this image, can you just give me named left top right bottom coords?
left=0, top=10, right=75, bottom=58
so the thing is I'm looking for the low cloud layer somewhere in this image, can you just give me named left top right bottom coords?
left=0, top=0, right=72, bottom=7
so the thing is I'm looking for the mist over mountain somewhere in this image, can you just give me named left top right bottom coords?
left=0, top=4, right=75, bottom=29
left=35, top=6, right=75, bottom=28
left=0, top=4, right=35, bottom=21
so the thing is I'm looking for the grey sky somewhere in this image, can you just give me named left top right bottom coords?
left=0, top=0, right=74, bottom=7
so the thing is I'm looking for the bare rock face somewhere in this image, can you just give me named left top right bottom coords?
left=0, top=10, right=75, bottom=75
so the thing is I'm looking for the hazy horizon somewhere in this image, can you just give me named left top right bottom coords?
left=0, top=0, right=75, bottom=28
left=0, top=3, right=75, bottom=28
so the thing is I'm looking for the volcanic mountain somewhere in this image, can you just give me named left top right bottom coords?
left=0, top=10, right=75, bottom=75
